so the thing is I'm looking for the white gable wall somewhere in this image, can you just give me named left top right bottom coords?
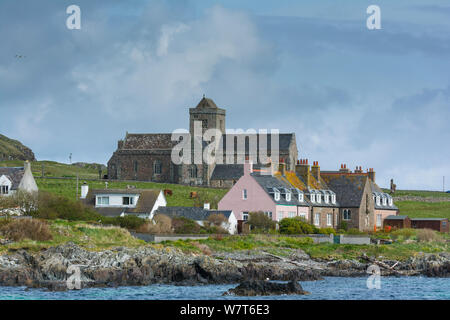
left=149, top=191, right=167, bottom=219
left=0, top=175, right=13, bottom=196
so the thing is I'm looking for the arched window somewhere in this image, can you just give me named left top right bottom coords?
left=343, top=209, right=351, bottom=220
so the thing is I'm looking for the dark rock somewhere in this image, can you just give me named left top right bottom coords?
left=224, top=280, right=308, bottom=296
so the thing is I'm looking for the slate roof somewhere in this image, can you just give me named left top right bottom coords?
left=385, top=215, right=409, bottom=220
left=83, top=189, right=161, bottom=217
left=121, top=133, right=177, bottom=150
left=0, top=167, right=24, bottom=190
left=210, top=164, right=243, bottom=181
left=155, top=206, right=209, bottom=220
left=370, top=181, right=398, bottom=210
left=251, top=172, right=307, bottom=206
left=219, top=133, right=295, bottom=153
left=195, top=97, right=219, bottom=109
left=321, top=173, right=368, bottom=207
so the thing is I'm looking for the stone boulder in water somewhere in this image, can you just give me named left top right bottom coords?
left=224, top=280, right=309, bottom=296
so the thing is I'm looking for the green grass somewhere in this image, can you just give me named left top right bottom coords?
left=383, top=189, right=450, bottom=198
left=396, top=201, right=450, bottom=219
left=0, top=160, right=100, bottom=179
left=159, top=234, right=449, bottom=261
left=1, top=219, right=146, bottom=253
left=35, top=177, right=228, bottom=207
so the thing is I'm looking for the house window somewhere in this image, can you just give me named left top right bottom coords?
left=202, top=119, right=208, bottom=129
left=376, top=214, right=382, bottom=227
left=189, top=165, right=197, bottom=178
left=325, top=194, right=329, bottom=204
left=97, top=196, right=109, bottom=205
left=382, top=196, right=387, bottom=206
left=310, top=194, right=315, bottom=203
left=331, top=194, right=336, bottom=204
left=289, top=212, right=296, bottom=218
left=314, top=213, right=320, bottom=226
left=0, top=185, right=9, bottom=195
left=299, top=212, right=306, bottom=220
left=343, top=209, right=351, bottom=220
left=264, top=211, right=273, bottom=219
left=388, top=197, right=393, bottom=206
left=298, top=194, right=304, bottom=202
left=316, top=194, right=321, bottom=203
left=153, top=161, right=162, bottom=175
left=242, top=189, right=248, bottom=200
left=242, top=212, right=249, bottom=221
left=327, top=213, right=332, bottom=226
left=376, top=196, right=381, bottom=206
left=274, top=192, right=280, bottom=201
left=123, top=197, right=134, bottom=205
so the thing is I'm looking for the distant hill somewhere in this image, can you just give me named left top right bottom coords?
left=0, top=134, right=36, bottom=161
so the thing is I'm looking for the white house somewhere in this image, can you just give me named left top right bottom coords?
left=80, top=184, right=167, bottom=219
left=155, top=205, right=238, bottom=234
left=0, top=161, right=38, bottom=197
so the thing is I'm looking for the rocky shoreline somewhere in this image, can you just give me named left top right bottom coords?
left=0, top=243, right=448, bottom=291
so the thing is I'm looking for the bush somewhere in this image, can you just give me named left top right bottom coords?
left=172, top=217, right=201, bottom=234
left=319, top=227, right=336, bottom=235
left=339, top=221, right=348, bottom=231
left=247, top=212, right=276, bottom=233
left=138, top=214, right=173, bottom=234
left=416, top=229, right=443, bottom=242
left=0, top=218, right=52, bottom=242
left=279, top=217, right=318, bottom=235
left=207, top=213, right=227, bottom=227
left=346, top=228, right=366, bottom=235
left=391, top=228, right=416, bottom=241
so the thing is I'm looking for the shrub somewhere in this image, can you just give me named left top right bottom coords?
left=391, top=228, right=416, bottom=241
left=109, top=215, right=147, bottom=230
left=0, top=218, right=52, bottom=241
left=319, top=227, right=336, bottom=235
left=346, top=228, right=365, bottom=235
left=416, top=229, right=443, bottom=242
left=247, top=212, right=276, bottom=233
left=138, top=214, right=173, bottom=234
left=193, top=191, right=220, bottom=209
left=339, top=221, right=348, bottom=231
left=191, top=241, right=212, bottom=255
left=279, top=217, right=318, bottom=235
left=207, top=213, right=227, bottom=227
left=172, top=217, right=201, bottom=234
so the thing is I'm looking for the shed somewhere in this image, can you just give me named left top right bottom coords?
left=411, top=218, right=449, bottom=233
left=383, top=215, right=411, bottom=229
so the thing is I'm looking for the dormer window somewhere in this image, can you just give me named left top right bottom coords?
left=325, top=194, right=329, bottom=204
left=286, top=192, right=291, bottom=201
left=376, top=196, right=381, bottom=206
left=274, top=192, right=280, bottom=201
left=310, top=194, right=315, bottom=203
left=316, top=193, right=321, bottom=203
left=382, top=195, right=387, bottom=206
left=298, top=193, right=304, bottom=202
left=388, top=197, right=393, bottom=206
left=331, top=194, right=336, bottom=204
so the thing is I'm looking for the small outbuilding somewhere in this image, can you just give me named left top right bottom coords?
left=383, top=215, right=411, bottom=230
left=411, top=218, right=449, bottom=233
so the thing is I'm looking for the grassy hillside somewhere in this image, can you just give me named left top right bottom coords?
left=0, top=160, right=100, bottom=179
left=0, top=134, right=35, bottom=161
left=36, top=177, right=228, bottom=207
left=388, top=189, right=450, bottom=219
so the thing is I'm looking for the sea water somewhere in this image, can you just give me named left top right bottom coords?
left=0, top=277, right=448, bottom=300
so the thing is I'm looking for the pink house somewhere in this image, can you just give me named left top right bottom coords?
left=218, top=162, right=309, bottom=222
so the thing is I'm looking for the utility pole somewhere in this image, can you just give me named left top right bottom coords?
left=69, top=153, right=72, bottom=165
left=444, top=176, right=445, bottom=193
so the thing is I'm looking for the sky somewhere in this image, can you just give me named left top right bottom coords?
left=0, top=0, right=449, bottom=190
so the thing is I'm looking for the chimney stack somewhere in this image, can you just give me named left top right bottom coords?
left=295, top=159, right=310, bottom=187
left=368, top=168, right=376, bottom=182
left=81, top=182, right=89, bottom=199
left=244, top=157, right=253, bottom=175
left=311, top=161, right=320, bottom=181
left=339, top=163, right=350, bottom=173
left=355, top=166, right=363, bottom=173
